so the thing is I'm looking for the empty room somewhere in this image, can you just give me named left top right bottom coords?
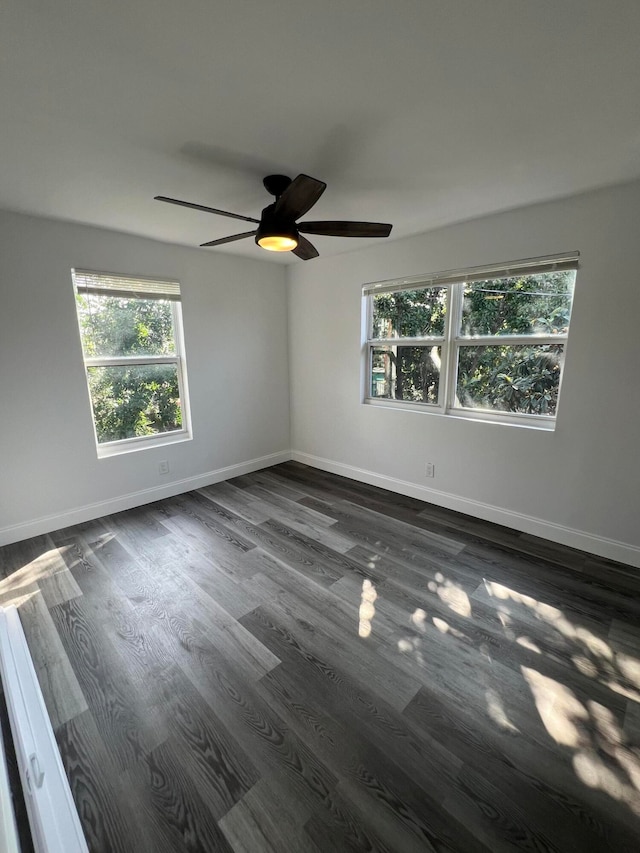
left=1, top=2, right=640, bottom=851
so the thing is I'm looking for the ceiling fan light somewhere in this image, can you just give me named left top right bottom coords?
left=257, top=234, right=298, bottom=252
left=256, top=212, right=299, bottom=252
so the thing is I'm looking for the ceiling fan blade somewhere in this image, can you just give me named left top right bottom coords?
left=200, top=231, right=257, bottom=247
left=299, top=220, right=392, bottom=238
left=292, top=234, right=319, bottom=261
left=155, top=196, right=260, bottom=224
left=274, top=174, right=327, bottom=221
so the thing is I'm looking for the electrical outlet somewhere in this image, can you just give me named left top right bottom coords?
left=158, top=460, right=170, bottom=475
left=425, top=462, right=435, bottom=478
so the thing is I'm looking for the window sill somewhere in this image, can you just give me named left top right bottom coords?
left=96, top=429, right=192, bottom=458
left=363, top=398, right=556, bottom=431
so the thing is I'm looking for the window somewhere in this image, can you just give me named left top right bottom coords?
left=72, top=270, right=191, bottom=454
left=363, top=253, right=578, bottom=427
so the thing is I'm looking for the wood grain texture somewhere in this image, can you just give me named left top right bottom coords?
left=12, top=588, right=88, bottom=730
left=219, top=777, right=321, bottom=853
left=56, top=710, right=143, bottom=853
left=1, top=460, right=639, bottom=852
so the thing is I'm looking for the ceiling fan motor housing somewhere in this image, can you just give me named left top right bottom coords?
left=255, top=203, right=299, bottom=248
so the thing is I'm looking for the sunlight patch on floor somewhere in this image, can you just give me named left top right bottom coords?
left=0, top=587, right=40, bottom=609
left=522, top=666, right=588, bottom=748
left=428, top=573, right=471, bottom=617
left=573, top=749, right=640, bottom=815
left=522, top=667, right=640, bottom=814
left=517, top=636, right=541, bottom=653
left=410, top=608, right=428, bottom=631
left=571, top=654, right=598, bottom=678
left=358, top=579, right=377, bottom=638
left=0, top=547, right=67, bottom=596
left=483, top=578, right=640, bottom=702
left=485, top=688, right=519, bottom=732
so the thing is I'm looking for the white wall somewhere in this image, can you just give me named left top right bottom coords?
left=3, top=183, right=639, bottom=565
left=0, top=210, right=290, bottom=542
left=287, top=180, right=640, bottom=566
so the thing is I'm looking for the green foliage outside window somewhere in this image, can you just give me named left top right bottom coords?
left=372, top=287, right=446, bottom=403
left=77, top=294, right=183, bottom=442
left=371, top=271, right=574, bottom=415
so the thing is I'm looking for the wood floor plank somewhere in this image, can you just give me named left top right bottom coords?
left=151, top=667, right=260, bottom=820
left=305, top=495, right=466, bottom=558
left=276, top=461, right=427, bottom=516
left=2, top=461, right=639, bottom=851
left=0, top=534, right=82, bottom=605
left=141, top=610, right=339, bottom=817
left=123, top=738, right=235, bottom=853
left=106, top=505, right=173, bottom=548
left=198, top=482, right=274, bottom=524
left=254, top=562, right=398, bottom=643
left=0, top=534, right=52, bottom=580
left=56, top=710, right=148, bottom=853
left=14, top=589, right=88, bottom=730
left=624, top=701, right=640, bottom=741
left=439, top=762, right=563, bottom=853
left=241, top=534, right=345, bottom=589
left=150, top=502, right=256, bottom=574
left=254, top=660, right=479, bottom=852
left=464, top=541, right=640, bottom=622
left=404, top=686, right=640, bottom=851
left=151, top=531, right=268, bottom=617
left=302, top=785, right=399, bottom=853
left=224, top=482, right=354, bottom=549
left=242, top=601, right=421, bottom=712
left=256, top=657, right=464, bottom=805
left=229, top=468, right=316, bottom=503
left=219, top=777, right=322, bottom=853
left=36, top=565, right=83, bottom=608
left=49, top=597, right=164, bottom=769
left=112, top=557, right=282, bottom=683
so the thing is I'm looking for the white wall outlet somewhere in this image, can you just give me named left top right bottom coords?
left=158, top=460, right=170, bottom=475
left=425, top=462, right=435, bottom=478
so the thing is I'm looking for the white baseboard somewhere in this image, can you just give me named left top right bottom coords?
left=3, top=447, right=638, bottom=568
left=0, top=451, right=292, bottom=547
left=291, top=451, right=640, bottom=569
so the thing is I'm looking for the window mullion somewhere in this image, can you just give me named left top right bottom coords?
left=171, top=300, right=190, bottom=438
left=455, top=334, right=567, bottom=347
left=442, top=283, right=463, bottom=411
left=368, top=337, right=445, bottom=346
left=85, top=355, right=179, bottom=367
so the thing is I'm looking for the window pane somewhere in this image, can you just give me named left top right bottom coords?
left=76, top=293, right=176, bottom=357
left=372, top=287, right=447, bottom=338
left=371, top=345, right=441, bottom=403
left=460, top=271, right=575, bottom=336
left=455, top=344, right=564, bottom=416
left=87, top=363, right=183, bottom=443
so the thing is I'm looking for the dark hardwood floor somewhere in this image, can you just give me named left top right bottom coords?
left=1, top=461, right=640, bottom=852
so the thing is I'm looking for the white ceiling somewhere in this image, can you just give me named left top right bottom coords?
left=2, top=0, right=640, bottom=263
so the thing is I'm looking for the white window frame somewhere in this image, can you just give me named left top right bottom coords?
left=362, top=252, right=579, bottom=430
left=72, top=269, right=192, bottom=457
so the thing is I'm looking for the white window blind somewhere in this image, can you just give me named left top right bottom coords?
left=73, top=270, right=181, bottom=301
left=362, top=252, right=579, bottom=296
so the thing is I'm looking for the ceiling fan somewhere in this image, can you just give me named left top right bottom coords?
left=155, top=173, right=392, bottom=260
